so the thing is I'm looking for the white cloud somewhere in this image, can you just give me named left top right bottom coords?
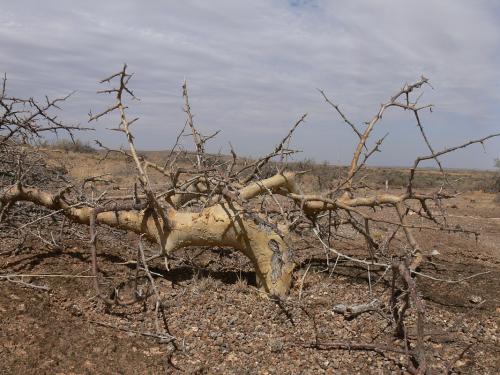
left=0, top=0, right=499, bottom=168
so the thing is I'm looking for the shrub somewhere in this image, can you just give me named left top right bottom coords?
left=46, top=139, right=96, bottom=153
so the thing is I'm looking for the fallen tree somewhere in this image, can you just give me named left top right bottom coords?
left=1, top=66, right=498, bottom=373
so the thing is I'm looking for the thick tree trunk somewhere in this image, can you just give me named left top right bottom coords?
left=1, top=185, right=294, bottom=296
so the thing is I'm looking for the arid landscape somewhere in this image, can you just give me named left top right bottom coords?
left=1, top=144, right=499, bottom=374
left=2, top=4, right=500, bottom=371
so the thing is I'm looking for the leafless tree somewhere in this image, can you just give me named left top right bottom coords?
left=1, top=66, right=498, bottom=373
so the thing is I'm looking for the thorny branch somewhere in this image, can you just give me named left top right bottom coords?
left=1, top=66, right=499, bottom=373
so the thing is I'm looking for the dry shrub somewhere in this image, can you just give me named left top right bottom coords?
left=45, top=139, right=96, bottom=153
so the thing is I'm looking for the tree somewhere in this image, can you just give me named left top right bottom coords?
left=1, top=66, right=498, bottom=373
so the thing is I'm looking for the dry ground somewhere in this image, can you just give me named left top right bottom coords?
left=1, top=150, right=499, bottom=374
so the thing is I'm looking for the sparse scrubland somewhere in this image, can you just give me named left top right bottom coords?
left=1, top=68, right=499, bottom=374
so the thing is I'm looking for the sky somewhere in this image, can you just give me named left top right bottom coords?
left=1, top=0, right=499, bottom=169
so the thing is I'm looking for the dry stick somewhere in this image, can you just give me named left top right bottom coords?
left=317, top=223, right=436, bottom=371
left=0, top=274, right=103, bottom=279
left=318, top=88, right=363, bottom=140
left=296, top=189, right=476, bottom=245
left=412, top=270, right=491, bottom=284
left=1, top=75, right=89, bottom=145
left=4, top=276, right=51, bottom=291
left=328, top=253, right=341, bottom=277
left=117, top=71, right=170, bottom=232
left=396, top=261, right=427, bottom=374
left=90, top=65, right=171, bottom=259
left=345, top=77, right=429, bottom=188
left=298, top=263, right=311, bottom=301
left=88, top=320, right=175, bottom=342
left=89, top=201, right=147, bottom=305
left=344, top=211, right=379, bottom=251
left=239, top=113, right=307, bottom=183
left=313, top=227, right=390, bottom=269
left=28, top=227, right=60, bottom=251
left=226, top=142, right=238, bottom=176
left=182, top=80, right=205, bottom=170
left=90, top=65, right=169, bottom=225
left=408, top=132, right=500, bottom=193
left=164, top=121, right=188, bottom=169
left=390, top=266, right=401, bottom=336
left=89, top=208, right=114, bottom=305
left=332, top=299, right=380, bottom=319
left=412, top=108, right=448, bottom=185
left=395, top=202, right=423, bottom=270
left=442, top=343, right=474, bottom=375
left=367, top=264, right=372, bottom=295
left=1, top=72, right=6, bottom=98
left=364, top=217, right=376, bottom=261
left=0, top=200, right=12, bottom=222
left=14, top=201, right=84, bottom=232
left=138, top=237, right=165, bottom=336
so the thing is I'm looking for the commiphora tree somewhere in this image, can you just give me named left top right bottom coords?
left=1, top=66, right=498, bottom=373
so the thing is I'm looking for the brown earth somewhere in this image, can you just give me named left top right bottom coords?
left=1, top=150, right=499, bottom=374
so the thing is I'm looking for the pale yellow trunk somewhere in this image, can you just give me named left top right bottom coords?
left=2, top=185, right=294, bottom=296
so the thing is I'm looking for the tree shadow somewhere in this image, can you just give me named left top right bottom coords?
left=147, top=264, right=257, bottom=287
left=296, top=256, right=390, bottom=287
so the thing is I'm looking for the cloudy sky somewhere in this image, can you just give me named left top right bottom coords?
left=1, top=0, right=499, bottom=168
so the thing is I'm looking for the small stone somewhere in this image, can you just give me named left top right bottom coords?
left=269, top=339, right=283, bottom=353
left=469, top=295, right=483, bottom=304
left=243, top=346, right=253, bottom=354
left=320, top=361, right=330, bottom=369
left=70, top=304, right=82, bottom=316
left=220, top=343, right=230, bottom=354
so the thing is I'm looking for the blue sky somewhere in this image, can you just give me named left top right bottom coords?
left=1, top=0, right=499, bottom=168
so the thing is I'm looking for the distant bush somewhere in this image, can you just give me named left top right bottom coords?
left=491, top=175, right=500, bottom=193
left=44, top=139, right=96, bottom=153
